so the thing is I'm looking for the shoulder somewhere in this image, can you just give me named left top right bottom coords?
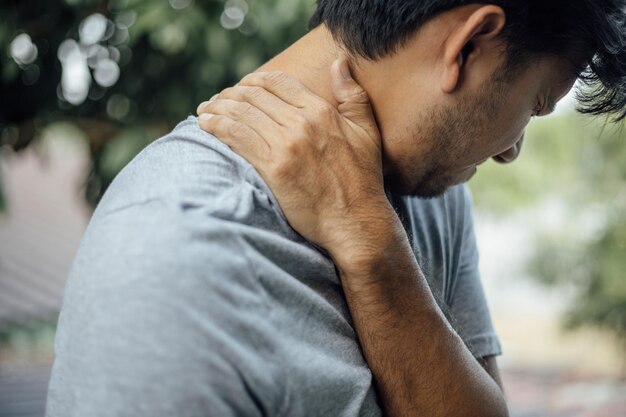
left=68, top=117, right=282, bottom=303
left=95, top=116, right=273, bottom=218
left=60, top=118, right=274, bottom=357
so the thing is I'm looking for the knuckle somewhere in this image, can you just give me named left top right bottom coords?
left=233, top=101, right=253, bottom=116
left=240, top=72, right=257, bottom=85
left=198, top=102, right=214, bottom=116
left=350, top=87, right=370, bottom=104
left=266, top=71, right=289, bottom=85
left=200, top=115, right=222, bottom=134
left=220, top=87, right=234, bottom=97
left=246, top=86, right=265, bottom=100
left=228, top=121, right=251, bottom=138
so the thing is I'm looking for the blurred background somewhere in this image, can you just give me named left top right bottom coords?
left=0, top=0, right=624, bottom=416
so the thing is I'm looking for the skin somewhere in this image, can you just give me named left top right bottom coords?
left=196, top=4, right=577, bottom=417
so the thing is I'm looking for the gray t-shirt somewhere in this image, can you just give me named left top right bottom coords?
left=46, top=116, right=501, bottom=417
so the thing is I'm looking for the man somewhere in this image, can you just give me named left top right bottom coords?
left=47, top=1, right=625, bottom=417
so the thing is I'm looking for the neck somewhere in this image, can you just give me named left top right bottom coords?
left=253, top=26, right=392, bottom=171
left=252, top=25, right=436, bottom=186
left=256, top=26, right=341, bottom=107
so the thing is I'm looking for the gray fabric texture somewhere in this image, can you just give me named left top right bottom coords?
left=46, top=116, right=501, bottom=417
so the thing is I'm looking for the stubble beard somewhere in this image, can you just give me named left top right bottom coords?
left=388, top=74, right=508, bottom=199
left=384, top=106, right=470, bottom=199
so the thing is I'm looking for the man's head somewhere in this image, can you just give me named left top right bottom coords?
left=311, top=1, right=626, bottom=197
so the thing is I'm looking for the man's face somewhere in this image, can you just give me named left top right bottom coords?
left=383, top=56, right=577, bottom=198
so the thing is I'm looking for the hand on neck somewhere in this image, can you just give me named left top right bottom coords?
left=254, top=25, right=348, bottom=109
left=251, top=24, right=432, bottom=144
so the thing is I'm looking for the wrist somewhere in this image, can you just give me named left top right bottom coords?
left=323, top=201, right=406, bottom=272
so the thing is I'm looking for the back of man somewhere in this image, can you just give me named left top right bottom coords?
left=46, top=117, right=499, bottom=417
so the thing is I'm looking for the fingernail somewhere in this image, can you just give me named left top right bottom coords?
left=198, top=101, right=210, bottom=109
left=199, top=113, right=214, bottom=121
left=210, top=94, right=219, bottom=101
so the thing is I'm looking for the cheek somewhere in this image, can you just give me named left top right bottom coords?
left=483, top=108, right=532, bottom=155
left=373, top=79, right=427, bottom=143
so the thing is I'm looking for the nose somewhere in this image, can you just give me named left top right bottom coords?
left=493, top=135, right=524, bottom=164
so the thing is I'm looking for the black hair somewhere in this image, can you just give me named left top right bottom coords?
left=310, top=1, right=626, bottom=121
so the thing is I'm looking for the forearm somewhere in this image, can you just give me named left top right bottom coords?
left=330, top=206, right=509, bottom=417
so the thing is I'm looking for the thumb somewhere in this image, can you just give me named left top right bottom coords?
left=330, top=55, right=377, bottom=131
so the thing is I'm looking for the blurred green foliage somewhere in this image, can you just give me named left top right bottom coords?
left=1, top=0, right=313, bottom=206
left=0, top=321, right=57, bottom=359
left=471, top=113, right=626, bottom=345
left=531, top=218, right=626, bottom=342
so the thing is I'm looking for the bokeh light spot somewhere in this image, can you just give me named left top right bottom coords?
left=59, top=41, right=91, bottom=105
left=111, top=27, right=129, bottom=45
left=10, top=33, right=38, bottom=66
left=94, top=59, right=120, bottom=88
left=86, top=44, right=110, bottom=69
left=220, top=8, right=245, bottom=30
left=226, top=0, right=249, bottom=15
left=57, top=39, right=79, bottom=62
left=108, top=46, right=121, bottom=63
left=107, top=94, right=131, bottom=120
left=239, top=15, right=260, bottom=36
left=115, top=11, right=137, bottom=30
left=168, top=0, right=194, bottom=10
left=79, top=13, right=108, bottom=45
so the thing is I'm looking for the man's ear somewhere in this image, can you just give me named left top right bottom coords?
left=441, top=5, right=506, bottom=93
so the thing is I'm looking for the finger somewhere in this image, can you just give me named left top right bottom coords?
left=198, top=113, right=270, bottom=164
left=330, top=55, right=379, bottom=131
left=199, top=98, right=282, bottom=148
left=197, top=86, right=297, bottom=127
left=238, top=71, right=322, bottom=109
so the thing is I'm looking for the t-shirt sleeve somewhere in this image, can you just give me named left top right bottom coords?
left=447, top=187, right=502, bottom=359
left=46, top=199, right=284, bottom=417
